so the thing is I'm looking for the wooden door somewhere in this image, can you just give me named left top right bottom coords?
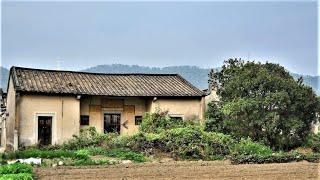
left=38, top=116, right=52, bottom=145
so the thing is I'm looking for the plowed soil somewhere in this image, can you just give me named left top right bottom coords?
left=34, top=160, right=319, bottom=180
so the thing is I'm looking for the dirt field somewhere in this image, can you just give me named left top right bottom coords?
left=34, top=160, right=319, bottom=180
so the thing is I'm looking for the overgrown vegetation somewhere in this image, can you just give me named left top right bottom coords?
left=0, top=173, right=33, bottom=180
left=0, top=164, right=32, bottom=174
left=230, top=152, right=320, bottom=164
left=139, top=110, right=193, bottom=133
left=231, top=138, right=273, bottom=156
left=2, top=149, right=89, bottom=160
left=0, top=164, right=33, bottom=180
left=305, top=132, right=320, bottom=153
left=207, top=59, right=320, bottom=150
left=60, top=127, right=108, bottom=150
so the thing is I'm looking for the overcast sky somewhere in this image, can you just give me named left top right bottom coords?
left=1, top=1, right=318, bottom=75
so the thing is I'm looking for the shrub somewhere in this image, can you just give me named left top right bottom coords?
left=126, top=132, right=166, bottom=154
left=231, top=138, right=273, bottom=156
left=306, top=133, right=320, bottom=152
left=163, top=125, right=232, bottom=159
left=104, top=134, right=132, bottom=149
left=0, top=173, right=33, bottom=180
left=230, top=152, right=320, bottom=164
left=125, top=125, right=236, bottom=160
left=61, top=127, right=107, bottom=150
left=140, top=110, right=189, bottom=133
left=3, top=149, right=88, bottom=160
left=0, top=164, right=32, bottom=174
left=205, top=102, right=225, bottom=132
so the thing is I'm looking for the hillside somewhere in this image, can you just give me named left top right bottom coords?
left=84, top=64, right=211, bottom=90
left=0, top=65, right=318, bottom=94
left=83, top=64, right=319, bottom=93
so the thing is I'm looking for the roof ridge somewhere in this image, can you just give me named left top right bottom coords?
left=11, top=66, right=205, bottom=97
left=176, top=74, right=205, bottom=95
left=12, top=66, right=180, bottom=76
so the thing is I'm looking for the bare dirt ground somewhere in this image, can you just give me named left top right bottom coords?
left=34, top=160, right=319, bottom=180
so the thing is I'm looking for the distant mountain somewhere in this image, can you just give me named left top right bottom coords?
left=83, top=64, right=319, bottom=94
left=0, top=65, right=319, bottom=94
left=1, top=67, right=9, bottom=92
left=290, top=73, right=319, bottom=93
left=84, top=64, right=212, bottom=90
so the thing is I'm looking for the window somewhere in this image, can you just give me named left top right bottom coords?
left=170, top=115, right=183, bottom=122
left=135, top=116, right=143, bottom=125
left=80, top=115, right=89, bottom=125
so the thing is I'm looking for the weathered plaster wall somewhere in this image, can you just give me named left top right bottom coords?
left=80, top=97, right=146, bottom=135
left=205, top=89, right=219, bottom=105
left=4, top=78, right=16, bottom=149
left=148, top=97, right=204, bottom=121
left=18, top=95, right=80, bottom=146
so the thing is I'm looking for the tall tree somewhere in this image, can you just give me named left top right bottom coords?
left=209, top=58, right=320, bottom=150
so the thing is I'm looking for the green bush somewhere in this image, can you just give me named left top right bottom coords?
left=3, top=149, right=88, bottom=160
left=0, top=173, right=33, bottom=180
left=231, top=138, right=273, bottom=156
left=230, top=152, right=320, bottom=164
left=205, top=102, right=225, bottom=132
left=163, top=125, right=233, bottom=159
left=104, top=134, right=132, bottom=149
left=0, top=164, right=32, bottom=174
left=306, top=133, right=320, bottom=152
left=140, top=110, right=190, bottom=133
left=61, top=127, right=108, bottom=150
left=126, top=132, right=166, bottom=155
left=124, top=125, right=236, bottom=160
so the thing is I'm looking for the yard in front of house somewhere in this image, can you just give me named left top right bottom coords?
left=34, top=160, right=319, bottom=180
left=1, top=110, right=320, bottom=179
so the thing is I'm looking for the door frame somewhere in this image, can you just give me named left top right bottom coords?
left=103, top=113, right=122, bottom=134
left=102, top=109, right=123, bottom=134
left=34, top=113, right=56, bottom=145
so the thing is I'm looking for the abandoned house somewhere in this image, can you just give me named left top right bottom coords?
left=1, top=66, right=205, bottom=150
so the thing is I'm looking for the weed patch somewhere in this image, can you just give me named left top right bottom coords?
left=0, top=173, right=33, bottom=180
left=87, top=147, right=147, bottom=163
left=0, top=164, right=33, bottom=174
left=3, top=149, right=88, bottom=160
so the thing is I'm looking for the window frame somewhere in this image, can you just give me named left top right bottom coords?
left=169, top=114, right=184, bottom=122
left=80, top=115, right=90, bottom=126
left=135, top=116, right=143, bottom=125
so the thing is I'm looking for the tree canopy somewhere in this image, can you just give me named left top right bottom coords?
left=207, top=59, right=320, bottom=150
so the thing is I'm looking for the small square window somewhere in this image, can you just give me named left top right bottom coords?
left=170, top=116, right=183, bottom=122
left=80, top=115, right=89, bottom=125
left=135, top=116, right=143, bottom=125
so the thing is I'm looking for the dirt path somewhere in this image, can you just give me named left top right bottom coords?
left=34, top=160, right=319, bottom=180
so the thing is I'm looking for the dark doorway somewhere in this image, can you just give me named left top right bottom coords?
left=38, top=116, right=52, bottom=145
left=104, top=114, right=121, bottom=133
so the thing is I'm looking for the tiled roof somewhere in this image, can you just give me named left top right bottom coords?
left=9, top=67, right=204, bottom=97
